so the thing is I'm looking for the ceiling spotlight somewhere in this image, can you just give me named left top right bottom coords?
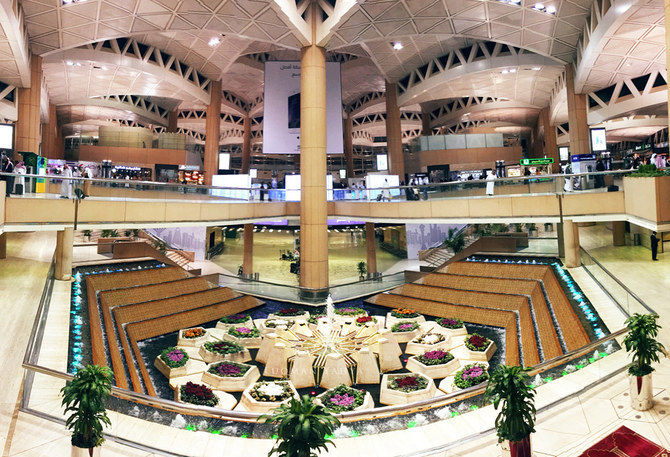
left=501, top=69, right=509, bottom=74
left=66, top=61, right=73, bottom=66
left=546, top=5, right=556, bottom=13
left=509, top=68, right=516, bottom=73
left=532, top=66, right=541, bottom=71
left=392, top=42, right=403, bottom=51
left=208, top=37, right=221, bottom=47
left=532, top=2, right=545, bottom=10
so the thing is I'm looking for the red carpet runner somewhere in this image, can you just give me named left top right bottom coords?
left=578, top=426, right=669, bottom=457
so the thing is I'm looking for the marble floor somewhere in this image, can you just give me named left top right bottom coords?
left=2, top=224, right=670, bottom=456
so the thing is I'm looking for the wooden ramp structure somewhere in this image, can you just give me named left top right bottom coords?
left=85, top=266, right=263, bottom=395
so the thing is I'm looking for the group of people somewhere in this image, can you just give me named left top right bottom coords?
left=1, top=155, right=26, bottom=197
left=58, top=164, right=90, bottom=199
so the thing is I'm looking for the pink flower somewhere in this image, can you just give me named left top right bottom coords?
left=424, top=350, right=448, bottom=360
left=399, top=323, right=414, bottom=331
left=330, top=394, right=355, bottom=406
left=216, top=363, right=242, bottom=376
left=235, top=327, right=252, bottom=334
left=167, top=350, right=184, bottom=362
left=462, top=366, right=484, bottom=379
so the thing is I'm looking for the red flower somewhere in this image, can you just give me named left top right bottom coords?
left=468, top=335, right=488, bottom=348
left=394, top=376, right=419, bottom=388
left=356, top=316, right=373, bottom=324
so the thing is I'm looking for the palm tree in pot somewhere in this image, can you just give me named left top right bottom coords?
left=623, top=313, right=666, bottom=411
left=484, top=365, right=536, bottom=457
left=357, top=261, right=367, bottom=280
left=61, top=365, right=113, bottom=457
left=261, top=394, right=340, bottom=457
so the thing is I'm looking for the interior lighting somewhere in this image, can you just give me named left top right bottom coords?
left=392, top=42, right=403, bottom=51
left=208, top=37, right=221, bottom=47
left=545, top=5, right=556, bottom=13
left=532, top=3, right=545, bottom=10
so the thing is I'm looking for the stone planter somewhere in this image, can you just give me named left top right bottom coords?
left=333, top=310, right=367, bottom=323
left=154, top=355, right=191, bottom=379
left=267, top=311, right=309, bottom=321
left=630, top=374, right=653, bottom=411
left=438, top=362, right=489, bottom=394
left=223, top=331, right=262, bottom=349
left=432, top=323, right=468, bottom=338
left=216, top=317, right=254, bottom=332
left=405, top=333, right=451, bottom=355
left=386, top=313, right=426, bottom=328
left=379, top=374, right=436, bottom=406
left=177, top=327, right=208, bottom=347
left=175, top=383, right=237, bottom=410
left=406, top=355, right=460, bottom=379
left=316, top=390, right=375, bottom=412
left=390, top=327, right=421, bottom=343
left=463, top=340, right=497, bottom=362
left=239, top=381, right=299, bottom=413
left=259, top=319, right=291, bottom=335
left=198, top=345, right=251, bottom=364
left=201, top=363, right=260, bottom=391
left=71, top=446, right=101, bottom=457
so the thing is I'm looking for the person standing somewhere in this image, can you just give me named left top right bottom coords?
left=421, top=176, right=429, bottom=200
left=381, top=178, right=391, bottom=201
left=595, top=158, right=605, bottom=188
left=60, top=164, right=73, bottom=199
left=14, top=160, right=26, bottom=195
left=2, top=155, right=14, bottom=197
left=651, top=231, right=659, bottom=261
left=485, top=170, right=496, bottom=196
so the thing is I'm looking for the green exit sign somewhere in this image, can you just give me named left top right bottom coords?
left=521, top=158, right=555, bottom=166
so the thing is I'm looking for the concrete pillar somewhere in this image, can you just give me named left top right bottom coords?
left=343, top=114, right=354, bottom=179
left=556, top=222, right=565, bottom=258
left=203, top=80, right=222, bottom=185
left=613, top=221, right=626, bottom=246
left=421, top=111, right=431, bottom=136
left=243, top=223, right=253, bottom=276
left=385, top=81, right=405, bottom=178
left=41, top=103, right=63, bottom=159
left=55, top=227, right=74, bottom=280
left=562, top=220, right=581, bottom=268
left=540, top=107, right=558, bottom=167
left=241, top=116, right=252, bottom=174
left=0, top=233, right=6, bottom=260
left=16, top=56, right=42, bottom=156
left=365, top=222, right=377, bottom=275
left=299, top=44, right=328, bottom=290
left=167, top=110, right=178, bottom=133
left=565, top=64, right=590, bottom=156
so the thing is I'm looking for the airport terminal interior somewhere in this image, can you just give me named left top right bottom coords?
left=2, top=0, right=670, bottom=456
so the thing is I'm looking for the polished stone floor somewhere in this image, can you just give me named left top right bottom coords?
left=1, top=223, right=670, bottom=456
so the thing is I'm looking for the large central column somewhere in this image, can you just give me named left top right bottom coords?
left=55, top=227, right=74, bottom=280
left=241, top=115, right=252, bottom=174
left=565, top=64, right=590, bottom=156
left=385, top=81, right=405, bottom=178
left=365, top=222, right=377, bottom=275
left=203, top=80, right=222, bottom=185
left=299, top=44, right=329, bottom=291
left=16, top=56, right=43, bottom=156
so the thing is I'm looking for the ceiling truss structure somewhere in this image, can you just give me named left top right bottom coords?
left=0, top=82, right=17, bottom=122
left=77, top=95, right=171, bottom=126
left=429, top=96, right=538, bottom=129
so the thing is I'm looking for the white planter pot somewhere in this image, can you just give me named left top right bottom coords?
left=405, top=333, right=451, bottom=355
left=390, top=328, right=421, bottom=343
left=198, top=345, right=252, bottom=364
left=316, top=390, right=375, bottom=412
left=630, top=373, right=654, bottom=411
left=154, top=355, right=191, bottom=379
left=386, top=313, right=426, bottom=328
left=463, top=340, right=497, bottom=362
left=223, top=332, right=262, bottom=349
left=216, top=317, right=254, bottom=332
left=71, top=446, right=101, bottom=457
left=379, top=373, right=436, bottom=405
left=239, top=381, right=299, bottom=413
left=201, top=364, right=260, bottom=391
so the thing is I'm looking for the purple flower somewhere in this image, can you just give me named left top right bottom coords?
left=216, top=363, right=242, bottom=376
left=424, top=350, right=448, bottom=360
left=235, top=327, right=252, bottom=334
left=399, top=323, right=415, bottom=331
left=462, top=366, right=484, bottom=379
left=330, top=394, right=355, bottom=406
left=167, top=350, right=184, bottom=362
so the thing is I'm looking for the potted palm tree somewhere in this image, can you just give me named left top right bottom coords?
left=623, top=313, right=666, bottom=411
left=484, top=365, right=536, bottom=457
left=61, top=365, right=113, bottom=457
left=261, top=394, right=340, bottom=457
left=357, top=261, right=367, bottom=280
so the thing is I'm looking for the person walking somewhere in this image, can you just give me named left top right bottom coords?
left=485, top=170, right=496, bottom=196
left=651, top=231, right=659, bottom=261
left=421, top=176, right=429, bottom=200
left=14, top=160, right=26, bottom=195
left=595, top=158, right=605, bottom=188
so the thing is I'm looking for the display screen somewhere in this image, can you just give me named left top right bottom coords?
left=288, top=92, right=300, bottom=130
left=0, top=124, right=13, bottom=150
left=339, top=169, right=346, bottom=179
left=377, top=154, right=388, bottom=171
left=249, top=168, right=257, bottom=178
left=218, top=153, right=230, bottom=170
left=559, top=146, right=569, bottom=162
left=590, top=128, right=607, bottom=152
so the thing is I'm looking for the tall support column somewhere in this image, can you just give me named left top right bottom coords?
left=562, top=220, right=581, bottom=268
left=385, top=81, right=405, bottom=178
left=167, top=110, right=179, bottom=133
left=343, top=114, right=354, bottom=179
left=565, top=64, right=590, bottom=156
left=0, top=233, right=6, bottom=260
left=41, top=103, right=62, bottom=159
left=203, top=80, right=222, bottom=185
left=55, top=227, right=74, bottom=280
left=243, top=223, right=253, bottom=276
left=299, top=44, right=329, bottom=290
left=241, top=116, right=252, bottom=174
left=16, top=56, right=42, bottom=156
left=541, top=107, right=558, bottom=166
left=613, top=221, right=626, bottom=246
left=365, top=222, right=377, bottom=275
left=421, top=111, right=431, bottom=136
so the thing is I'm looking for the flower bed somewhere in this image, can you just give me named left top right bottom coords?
left=405, top=331, right=451, bottom=355
left=417, top=349, right=454, bottom=366
left=406, top=350, right=460, bottom=379
left=307, top=314, right=324, bottom=325
left=179, top=382, right=218, bottom=407
left=334, top=307, right=367, bottom=317
left=354, top=316, right=377, bottom=326
left=436, top=317, right=463, bottom=329
left=379, top=373, right=436, bottom=405
left=453, top=363, right=489, bottom=389
left=391, top=321, right=419, bottom=332
left=154, top=347, right=190, bottom=378
left=465, top=333, right=491, bottom=351
left=177, top=327, right=208, bottom=347
left=199, top=340, right=250, bottom=363
left=275, top=308, right=303, bottom=317
left=220, top=313, right=251, bottom=324
left=318, top=384, right=367, bottom=413
left=391, top=308, right=420, bottom=319
left=228, top=326, right=260, bottom=338
left=201, top=361, right=260, bottom=391
left=264, top=319, right=290, bottom=328
left=249, top=381, right=294, bottom=402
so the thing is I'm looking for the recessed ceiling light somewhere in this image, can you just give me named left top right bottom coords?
left=546, top=5, right=556, bottom=14
left=208, top=37, right=221, bottom=47
left=533, top=3, right=545, bottom=10
left=532, top=67, right=541, bottom=71
left=501, top=69, right=509, bottom=74
left=509, top=68, right=516, bottom=73
left=392, top=42, right=403, bottom=51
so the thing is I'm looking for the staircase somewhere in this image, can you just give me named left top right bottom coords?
left=423, top=236, right=478, bottom=268
left=165, top=250, right=192, bottom=269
